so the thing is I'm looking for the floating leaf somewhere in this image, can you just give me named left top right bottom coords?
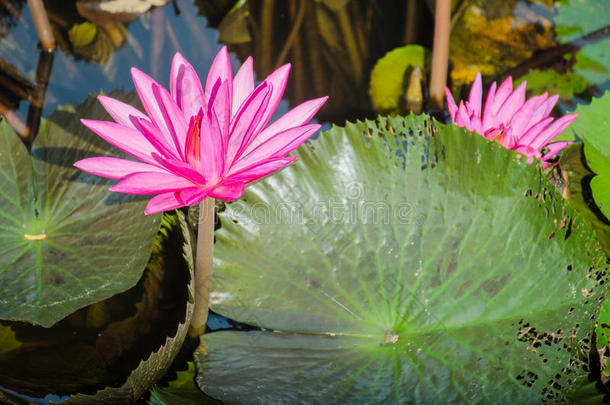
left=0, top=92, right=160, bottom=327
left=149, top=362, right=220, bottom=405
left=567, top=92, right=610, bottom=221
left=369, top=45, right=426, bottom=112
left=0, top=212, right=194, bottom=403
left=515, top=68, right=589, bottom=100
left=554, top=0, right=610, bottom=93
left=196, top=114, right=607, bottom=403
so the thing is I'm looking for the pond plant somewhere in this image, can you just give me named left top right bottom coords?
left=1, top=1, right=610, bottom=404
left=75, top=46, right=328, bottom=337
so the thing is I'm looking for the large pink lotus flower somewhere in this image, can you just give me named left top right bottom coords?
left=75, top=47, right=327, bottom=214
left=445, top=73, right=577, bottom=165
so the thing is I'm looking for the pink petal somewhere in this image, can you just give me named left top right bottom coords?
left=98, top=95, right=148, bottom=129
left=232, top=56, right=255, bottom=115
left=131, top=67, right=186, bottom=155
left=489, top=76, right=514, bottom=117
left=467, top=72, right=483, bottom=119
left=81, top=119, right=157, bottom=165
left=144, top=187, right=209, bottom=215
left=209, top=181, right=245, bottom=201
left=110, top=171, right=196, bottom=194
left=170, top=52, right=205, bottom=119
left=251, top=64, right=291, bottom=136
left=200, top=108, right=225, bottom=183
left=230, top=124, right=320, bottom=173
left=226, top=82, right=271, bottom=165
left=530, top=114, right=578, bottom=150
left=456, top=101, right=471, bottom=130
left=542, top=141, right=573, bottom=160
left=208, top=79, right=232, bottom=140
left=517, top=117, right=554, bottom=146
left=252, top=96, right=328, bottom=150
left=445, top=87, right=458, bottom=120
left=152, top=153, right=206, bottom=185
left=205, top=46, right=233, bottom=110
left=134, top=117, right=182, bottom=161
left=74, top=157, right=165, bottom=179
left=482, top=81, right=497, bottom=129
left=228, top=156, right=297, bottom=183
left=495, top=81, right=527, bottom=125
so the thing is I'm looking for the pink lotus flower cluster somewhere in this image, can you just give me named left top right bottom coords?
left=445, top=73, right=577, bottom=165
left=75, top=47, right=327, bottom=214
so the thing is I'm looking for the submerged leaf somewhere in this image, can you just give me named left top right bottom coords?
left=196, top=114, right=608, bottom=403
left=0, top=92, right=160, bottom=327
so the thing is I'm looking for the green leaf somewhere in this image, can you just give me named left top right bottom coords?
left=196, top=115, right=608, bottom=403
left=591, top=175, right=610, bottom=221
left=515, top=69, right=589, bottom=101
left=567, top=93, right=610, bottom=222
left=149, top=362, right=220, bottom=405
left=559, top=144, right=610, bottom=256
left=369, top=45, right=426, bottom=112
left=0, top=212, right=194, bottom=402
left=570, top=92, right=610, bottom=168
left=0, top=93, right=160, bottom=327
left=555, top=0, right=610, bottom=92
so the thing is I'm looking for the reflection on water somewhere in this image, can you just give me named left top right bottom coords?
left=0, top=0, right=434, bottom=129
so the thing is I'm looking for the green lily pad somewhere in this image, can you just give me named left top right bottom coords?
left=196, top=115, right=608, bottom=403
left=149, top=362, right=220, bottom=405
left=369, top=45, right=427, bottom=112
left=0, top=93, right=160, bottom=327
left=567, top=92, right=610, bottom=222
left=515, top=68, right=589, bottom=101
left=0, top=212, right=194, bottom=403
left=555, top=0, right=610, bottom=93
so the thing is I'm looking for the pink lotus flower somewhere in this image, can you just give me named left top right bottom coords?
left=445, top=73, right=577, bottom=165
left=75, top=47, right=327, bottom=214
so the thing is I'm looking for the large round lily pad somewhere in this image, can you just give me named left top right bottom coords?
left=0, top=93, right=160, bottom=327
left=196, top=114, right=608, bottom=403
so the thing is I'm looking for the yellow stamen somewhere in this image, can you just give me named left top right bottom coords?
left=24, top=233, right=46, bottom=241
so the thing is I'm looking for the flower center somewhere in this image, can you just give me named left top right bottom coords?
left=185, top=114, right=202, bottom=170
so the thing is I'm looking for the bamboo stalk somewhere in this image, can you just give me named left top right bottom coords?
left=188, top=197, right=216, bottom=338
left=429, top=0, right=451, bottom=109
left=27, top=0, right=55, bottom=51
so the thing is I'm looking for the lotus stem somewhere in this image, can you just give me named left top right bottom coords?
left=429, top=0, right=450, bottom=109
left=275, top=0, right=305, bottom=68
left=188, top=197, right=215, bottom=338
left=404, top=0, right=419, bottom=44
left=24, top=50, right=54, bottom=150
left=260, top=0, right=275, bottom=75
left=336, top=4, right=362, bottom=84
left=27, top=0, right=55, bottom=52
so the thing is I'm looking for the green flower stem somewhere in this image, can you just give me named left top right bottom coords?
left=189, top=197, right=215, bottom=338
